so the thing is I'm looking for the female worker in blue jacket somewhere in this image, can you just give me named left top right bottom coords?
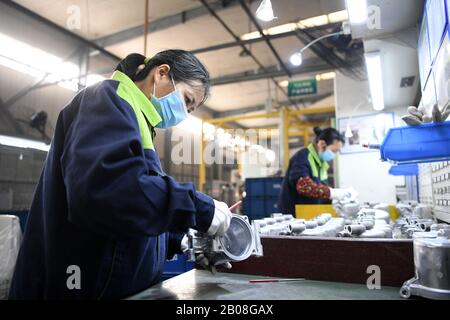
left=9, top=50, right=232, bottom=299
left=278, top=127, right=354, bottom=216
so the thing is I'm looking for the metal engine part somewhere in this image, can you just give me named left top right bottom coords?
left=400, top=228, right=450, bottom=300
left=187, top=214, right=263, bottom=266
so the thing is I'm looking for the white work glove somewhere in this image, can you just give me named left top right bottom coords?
left=346, top=187, right=359, bottom=201
left=196, top=253, right=232, bottom=274
left=207, top=200, right=232, bottom=237
left=330, top=187, right=358, bottom=201
left=330, top=188, right=352, bottom=200
left=180, top=234, right=189, bottom=252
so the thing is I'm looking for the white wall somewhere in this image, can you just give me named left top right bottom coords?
left=334, top=71, right=406, bottom=204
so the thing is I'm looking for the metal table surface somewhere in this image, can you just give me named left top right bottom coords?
left=128, top=269, right=403, bottom=300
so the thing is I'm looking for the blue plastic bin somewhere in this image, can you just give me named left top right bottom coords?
left=245, top=177, right=283, bottom=198
left=245, top=178, right=265, bottom=197
left=389, top=164, right=419, bottom=176
left=380, top=121, right=450, bottom=164
left=265, top=178, right=283, bottom=197
left=265, top=197, right=280, bottom=214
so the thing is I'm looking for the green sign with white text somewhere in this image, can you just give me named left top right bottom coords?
left=288, top=79, right=317, bottom=97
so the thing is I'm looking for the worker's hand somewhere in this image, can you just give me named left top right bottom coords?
left=196, top=253, right=232, bottom=274
left=330, top=188, right=352, bottom=201
left=207, top=200, right=232, bottom=237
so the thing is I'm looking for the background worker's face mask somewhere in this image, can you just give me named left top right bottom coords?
left=151, top=75, right=188, bottom=129
left=319, top=148, right=336, bottom=162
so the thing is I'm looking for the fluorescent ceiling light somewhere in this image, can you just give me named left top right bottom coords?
left=365, top=51, right=385, bottom=111
left=0, top=134, right=50, bottom=152
left=256, top=0, right=277, bottom=22
left=240, top=10, right=348, bottom=41
left=299, top=15, right=328, bottom=28
left=328, top=10, right=349, bottom=23
left=0, top=33, right=80, bottom=91
left=278, top=80, right=289, bottom=87
left=266, top=23, right=298, bottom=35
left=316, top=71, right=336, bottom=81
left=345, top=0, right=368, bottom=24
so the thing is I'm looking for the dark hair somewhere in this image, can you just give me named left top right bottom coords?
left=313, top=127, right=345, bottom=145
left=115, top=50, right=210, bottom=104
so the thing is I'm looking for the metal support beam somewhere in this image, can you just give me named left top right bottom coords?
left=1, top=0, right=121, bottom=62
left=191, top=23, right=342, bottom=54
left=210, top=59, right=331, bottom=86
left=213, top=93, right=333, bottom=118
left=94, top=0, right=239, bottom=48
left=198, top=0, right=299, bottom=109
left=238, top=0, right=291, bottom=77
left=205, top=111, right=280, bottom=125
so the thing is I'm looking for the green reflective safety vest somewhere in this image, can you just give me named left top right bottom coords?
left=307, top=143, right=329, bottom=181
left=111, top=70, right=162, bottom=150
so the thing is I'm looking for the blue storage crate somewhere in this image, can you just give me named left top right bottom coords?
left=243, top=196, right=281, bottom=219
left=242, top=197, right=266, bottom=219
left=380, top=121, right=450, bottom=164
left=245, top=177, right=283, bottom=198
left=162, top=253, right=194, bottom=280
left=245, top=178, right=265, bottom=197
left=265, top=178, right=283, bottom=197
left=265, top=197, right=280, bottom=215
left=389, top=164, right=419, bottom=176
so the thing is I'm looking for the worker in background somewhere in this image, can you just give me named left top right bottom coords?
left=278, top=127, right=355, bottom=216
left=9, top=50, right=232, bottom=300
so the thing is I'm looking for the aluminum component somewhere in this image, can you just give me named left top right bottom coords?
left=359, top=229, right=387, bottom=238
left=288, top=222, right=306, bottom=234
left=315, top=217, right=327, bottom=226
left=360, top=220, right=374, bottom=230
left=264, top=217, right=276, bottom=225
left=345, top=224, right=366, bottom=235
left=401, top=234, right=450, bottom=300
left=304, top=221, right=318, bottom=229
left=252, top=219, right=267, bottom=228
left=187, top=214, right=263, bottom=266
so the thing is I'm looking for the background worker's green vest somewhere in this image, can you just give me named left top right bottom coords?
left=307, top=143, right=329, bottom=181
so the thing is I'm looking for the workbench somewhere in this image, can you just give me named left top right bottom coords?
left=128, top=269, right=403, bottom=300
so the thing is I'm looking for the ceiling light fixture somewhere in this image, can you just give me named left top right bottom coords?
left=345, top=0, right=368, bottom=24
left=364, top=51, right=385, bottom=111
left=256, top=0, right=277, bottom=22
left=289, top=31, right=344, bottom=67
left=0, top=134, right=50, bottom=152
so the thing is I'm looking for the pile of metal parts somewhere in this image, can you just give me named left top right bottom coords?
left=253, top=213, right=346, bottom=238
left=400, top=224, right=450, bottom=300
left=186, top=214, right=263, bottom=266
left=393, top=202, right=436, bottom=239
left=332, top=200, right=394, bottom=238
left=338, top=208, right=393, bottom=238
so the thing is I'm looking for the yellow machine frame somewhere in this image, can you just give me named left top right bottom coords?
left=198, top=106, right=335, bottom=191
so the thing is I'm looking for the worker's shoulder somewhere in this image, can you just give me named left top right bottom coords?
left=292, top=147, right=309, bottom=161
left=60, top=80, right=130, bottom=119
